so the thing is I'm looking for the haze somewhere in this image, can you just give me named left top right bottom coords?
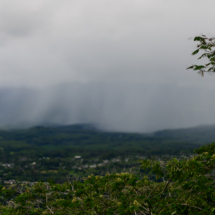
left=0, top=0, right=215, bottom=132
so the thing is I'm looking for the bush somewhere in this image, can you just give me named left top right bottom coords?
left=1, top=143, right=215, bottom=214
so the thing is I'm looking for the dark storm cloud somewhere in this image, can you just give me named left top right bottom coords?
left=0, top=0, right=215, bottom=132
left=0, top=0, right=214, bottom=87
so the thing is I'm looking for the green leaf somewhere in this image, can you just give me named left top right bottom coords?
left=205, top=62, right=211, bottom=66
left=192, top=49, right=199, bottom=55
left=194, top=36, right=205, bottom=42
left=193, top=65, right=205, bottom=70
left=198, top=53, right=208, bottom=59
left=187, top=65, right=194, bottom=70
left=210, top=57, right=215, bottom=61
left=200, top=45, right=211, bottom=50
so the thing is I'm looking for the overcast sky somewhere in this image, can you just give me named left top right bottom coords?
left=0, top=0, right=215, bottom=132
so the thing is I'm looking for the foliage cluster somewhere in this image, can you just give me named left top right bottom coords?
left=1, top=143, right=215, bottom=214
left=187, top=35, right=215, bottom=76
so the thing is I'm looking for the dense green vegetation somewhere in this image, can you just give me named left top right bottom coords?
left=1, top=142, right=215, bottom=214
left=0, top=124, right=207, bottom=182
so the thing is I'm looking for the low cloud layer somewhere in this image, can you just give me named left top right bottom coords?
left=0, top=82, right=214, bottom=133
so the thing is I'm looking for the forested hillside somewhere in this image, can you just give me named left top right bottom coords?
left=0, top=124, right=213, bottom=183
left=153, top=124, right=215, bottom=144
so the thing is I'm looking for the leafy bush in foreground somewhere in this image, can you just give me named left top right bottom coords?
left=1, top=143, right=215, bottom=214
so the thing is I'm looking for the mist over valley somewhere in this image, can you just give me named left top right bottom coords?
left=0, top=82, right=215, bottom=133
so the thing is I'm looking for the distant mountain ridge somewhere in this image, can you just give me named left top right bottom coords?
left=2, top=123, right=215, bottom=146
left=28, top=123, right=215, bottom=145
left=153, top=124, right=215, bottom=144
